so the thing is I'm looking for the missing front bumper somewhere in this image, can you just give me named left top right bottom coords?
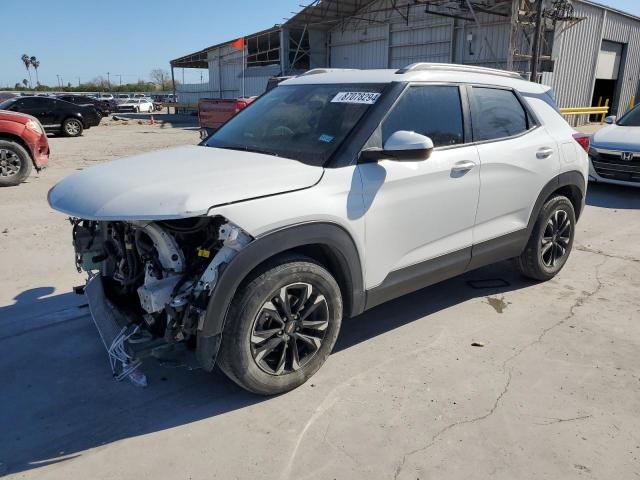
left=84, top=275, right=148, bottom=386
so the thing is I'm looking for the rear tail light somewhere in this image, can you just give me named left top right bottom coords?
left=573, top=133, right=590, bottom=153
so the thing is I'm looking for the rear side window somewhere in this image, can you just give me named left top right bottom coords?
left=382, top=85, right=464, bottom=147
left=470, top=87, right=529, bottom=141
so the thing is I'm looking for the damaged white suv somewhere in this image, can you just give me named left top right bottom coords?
left=48, top=63, right=589, bottom=395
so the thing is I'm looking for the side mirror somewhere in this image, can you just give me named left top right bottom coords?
left=360, top=130, right=434, bottom=162
left=604, top=115, right=616, bottom=124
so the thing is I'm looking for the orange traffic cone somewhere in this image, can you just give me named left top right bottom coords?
left=149, top=115, right=155, bottom=126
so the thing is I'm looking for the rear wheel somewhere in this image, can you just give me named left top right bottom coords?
left=217, top=255, right=343, bottom=395
left=62, top=118, right=83, bottom=137
left=515, top=195, right=576, bottom=281
left=0, top=140, right=32, bottom=186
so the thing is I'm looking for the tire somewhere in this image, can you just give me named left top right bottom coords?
left=217, top=254, right=343, bottom=395
left=515, top=195, right=576, bottom=281
left=62, top=117, right=83, bottom=137
left=0, top=140, right=32, bottom=187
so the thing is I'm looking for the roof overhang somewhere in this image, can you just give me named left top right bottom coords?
left=170, top=26, right=283, bottom=69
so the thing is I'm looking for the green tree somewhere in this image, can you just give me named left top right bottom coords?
left=30, top=56, right=40, bottom=86
left=21, top=54, right=32, bottom=88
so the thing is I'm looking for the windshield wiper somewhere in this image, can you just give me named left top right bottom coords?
left=216, top=145, right=279, bottom=157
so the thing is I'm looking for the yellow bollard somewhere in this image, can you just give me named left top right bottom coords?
left=600, top=98, right=610, bottom=124
left=630, top=95, right=635, bottom=110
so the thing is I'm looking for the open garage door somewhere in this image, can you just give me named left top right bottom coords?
left=592, top=40, right=625, bottom=115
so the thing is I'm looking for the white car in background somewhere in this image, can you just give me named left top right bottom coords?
left=589, top=104, right=640, bottom=187
left=117, top=98, right=154, bottom=113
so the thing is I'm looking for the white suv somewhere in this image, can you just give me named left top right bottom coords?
left=48, top=63, right=589, bottom=395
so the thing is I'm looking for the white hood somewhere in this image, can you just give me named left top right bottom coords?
left=48, top=145, right=323, bottom=220
left=592, top=124, right=640, bottom=151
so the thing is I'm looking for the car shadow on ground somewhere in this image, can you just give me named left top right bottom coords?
left=586, top=181, right=640, bottom=209
left=0, top=261, right=531, bottom=475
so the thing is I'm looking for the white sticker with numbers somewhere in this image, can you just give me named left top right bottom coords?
left=330, top=91, right=381, bottom=104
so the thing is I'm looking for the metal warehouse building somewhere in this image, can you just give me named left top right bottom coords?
left=171, top=0, right=640, bottom=118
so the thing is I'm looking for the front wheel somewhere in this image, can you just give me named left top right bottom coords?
left=62, top=118, right=83, bottom=137
left=216, top=255, right=343, bottom=395
left=0, top=140, right=32, bottom=186
left=515, top=195, right=576, bottom=281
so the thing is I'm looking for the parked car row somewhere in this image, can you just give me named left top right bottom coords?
left=116, top=98, right=155, bottom=113
left=0, top=96, right=101, bottom=137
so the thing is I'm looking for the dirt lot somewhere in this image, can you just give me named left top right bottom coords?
left=0, top=119, right=639, bottom=479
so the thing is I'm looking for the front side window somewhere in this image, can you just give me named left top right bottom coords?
left=616, top=105, right=640, bottom=127
left=381, top=85, right=465, bottom=148
left=205, top=83, right=385, bottom=165
left=470, top=87, right=529, bottom=141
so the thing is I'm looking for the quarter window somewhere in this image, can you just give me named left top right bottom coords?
left=470, top=87, right=529, bottom=141
left=382, top=85, right=465, bottom=147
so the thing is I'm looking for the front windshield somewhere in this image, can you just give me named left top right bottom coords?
left=204, top=83, right=385, bottom=165
left=617, top=105, right=640, bottom=126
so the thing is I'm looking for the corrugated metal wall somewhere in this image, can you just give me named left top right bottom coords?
left=327, top=0, right=459, bottom=68
left=326, top=2, right=512, bottom=69
left=547, top=2, right=606, bottom=110
left=453, top=14, right=511, bottom=68
left=547, top=1, right=640, bottom=115
left=323, top=0, right=640, bottom=116
left=177, top=44, right=280, bottom=103
left=330, top=24, right=390, bottom=68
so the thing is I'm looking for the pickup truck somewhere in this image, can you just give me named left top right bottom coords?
left=198, top=98, right=254, bottom=139
left=197, top=75, right=294, bottom=139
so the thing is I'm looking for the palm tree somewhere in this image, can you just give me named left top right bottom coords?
left=22, top=79, right=28, bottom=88
left=21, top=54, right=32, bottom=88
left=30, top=56, right=40, bottom=86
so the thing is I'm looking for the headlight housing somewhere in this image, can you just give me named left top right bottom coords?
left=25, top=119, right=44, bottom=135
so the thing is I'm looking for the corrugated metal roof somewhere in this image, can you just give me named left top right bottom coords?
left=577, top=0, right=640, bottom=22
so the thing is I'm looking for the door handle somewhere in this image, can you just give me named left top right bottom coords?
left=451, top=160, right=476, bottom=175
left=537, top=147, right=554, bottom=159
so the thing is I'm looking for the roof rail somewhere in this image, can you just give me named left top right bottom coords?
left=396, top=62, right=522, bottom=79
left=300, top=68, right=360, bottom=76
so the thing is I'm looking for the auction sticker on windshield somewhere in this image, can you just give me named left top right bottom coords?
left=331, top=92, right=381, bottom=104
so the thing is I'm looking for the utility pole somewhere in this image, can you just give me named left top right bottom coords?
left=56, top=74, right=62, bottom=88
left=530, top=0, right=545, bottom=83
left=77, top=77, right=81, bottom=88
left=107, top=72, right=111, bottom=90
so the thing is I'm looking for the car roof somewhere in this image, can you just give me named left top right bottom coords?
left=283, top=63, right=548, bottom=95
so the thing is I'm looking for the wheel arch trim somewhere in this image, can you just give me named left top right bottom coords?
left=527, top=170, right=586, bottom=237
left=196, top=221, right=365, bottom=369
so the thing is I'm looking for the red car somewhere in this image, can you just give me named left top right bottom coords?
left=0, top=110, right=49, bottom=186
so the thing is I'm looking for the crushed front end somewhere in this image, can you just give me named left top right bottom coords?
left=71, top=216, right=251, bottom=385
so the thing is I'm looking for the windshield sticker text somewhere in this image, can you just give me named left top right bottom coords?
left=319, top=134, right=335, bottom=143
left=331, top=92, right=381, bottom=104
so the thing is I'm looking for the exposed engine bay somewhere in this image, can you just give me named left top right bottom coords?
left=71, top=216, right=252, bottom=385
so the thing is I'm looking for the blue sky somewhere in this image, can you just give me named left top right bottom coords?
left=1, top=0, right=638, bottom=88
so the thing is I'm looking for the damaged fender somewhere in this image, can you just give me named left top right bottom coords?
left=196, top=221, right=365, bottom=370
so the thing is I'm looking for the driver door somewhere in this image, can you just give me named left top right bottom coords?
left=358, top=84, right=480, bottom=297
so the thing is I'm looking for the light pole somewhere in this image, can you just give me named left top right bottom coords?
left=107, top=72, right=111, bottom=90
